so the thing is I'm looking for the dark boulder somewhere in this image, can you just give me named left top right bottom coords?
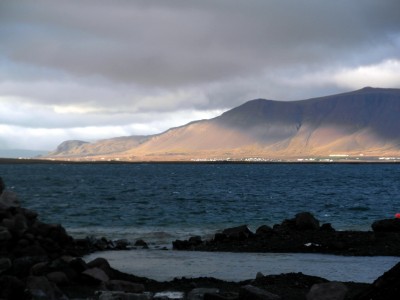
left=371, top=219, right=400, bottom=232
left=0, top=225, right=12, bottom=241
left=274, top=219, right=296, bottom=231
left=114, top=239, right=130, bottom=249
left=14, top=244, right=48, bottom=258
left=239, top=285, right=281, bottom=300
left=295, top=212, right=320, bottom=231
left=106, top=279, right=145, bottom=293
left=173, top=239, right=192, bottom=250
left=69, top=257, right=88, bottom=273
left=173, top=236, right=203, bottom=250
left=0, top=177, right=5, bottom=195
left=275, top=212, right=320, bottom=232
left=86, top=257, right=114, bottom=278
left=46, top=271, right=70, bottom=286
left=135, top=239, right=149, bottom=248
left=256, top=225, right=273, bottom=235
left=1, top=213, right=28, bottom=236
left=189, top=235, right=203, bottom=246
left=12, top=255, right=48, bottom=277
left=354, top=261, right=400, bottom=300
left=222, top=225, right=253, bottom=240
left=0, top=190, right=20, bottom=209
left=0, top=275, right=29, bottom=300
left=204, top=292, right=239, bottom=300
left=26, top=275, right=67, bottom=300
left=319, top=223, right=335, bottom=232
left=187, top=288, right=220, bottom=300
left=213, top=233, right=228, bottom=242
left=48, top=224, right=73, bottom=245
left=0, top=257, right=12, bottom=274
left=306, top=281, right=348, bottom=300
left=81, top=267, right=110, bottom=284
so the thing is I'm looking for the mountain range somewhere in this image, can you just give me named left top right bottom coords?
left=46, top=87, right=400, bottom=161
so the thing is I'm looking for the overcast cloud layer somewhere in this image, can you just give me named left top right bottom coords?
left=1, top=0, right=400, bottom=151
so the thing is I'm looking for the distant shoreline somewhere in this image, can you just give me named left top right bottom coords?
left=1, top=157, right=400, bottom=164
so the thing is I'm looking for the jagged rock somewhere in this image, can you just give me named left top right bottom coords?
left=213, top=232, right=228, bottom=242
left=204, top=293, right=239, bottom=300
left=0, top=225, right=12, bottom=241
left=82, top=267, right=110, bottom=283
left=26, top=275, right=68, bottom=300
left=91, top=237, right=114, bottom=250
left=2, top=213, right=28, bottom=236
left=39, top=238, right=61, bottom=254
left=274, top=219, right=296, bottom=231
left=255, top=225, right=273, bottom=235
left=295, top=212, right=320, bottom=230
left=114, top=239, right=130, bottom=249
left=371, top=218, right=400, bottom=232
left=173, top=236, right=203, bottom=250
left=239, top=285, right=281, bottom=300
left=12, top=255, right=48, bottom=277
left=256, top=272, right=264, bottom=279
left=188, top=236, right=203, bottom=245
left=87, top=257, right=113, bottom=277
left=134, top=239, right=149, bottom=248
left=20, top=207, right=39, bottom=221
left=0, top=208, right=11, bottom=222
left=15, top=244, right=48, bottom=257
left=106, top=280, right=145, bottom=293
left=0, top=275, right=29, bottom=300
left=222, top=225, right=253, bottom=240
left=18, top=238, right=31, bottom=248
left=188, top=288, right=220, bottom=300
left=32, top=221, right=54, bottom=237
left=306, top=282, right=348, bottom=300
left=87, top=257, right=111, bottom=269
left=0, top=177, right=5, bottom=194
left=172, top=239, right=191, bottom=250
left=320, top=223, right=335, bottom=232
left=69, top=257, right=88, bottom=273
left=0, top=190, right=20, bottom=209
left=97, top=291, right=153, bottom=300
left=47, top=271, right=69, bottom=285
left=31, top=261, right=51, bottom=276
left=48, top=224, right=72, bottom=245
left=353, top=261, right=400, bottom=300
left=0, top=257, right=12, bottom=274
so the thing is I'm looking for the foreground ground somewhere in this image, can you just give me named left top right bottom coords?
left=1, top=178, right=400, bottom=299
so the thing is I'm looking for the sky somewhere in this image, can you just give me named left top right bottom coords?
left=1, top=0, right=400, bottom=151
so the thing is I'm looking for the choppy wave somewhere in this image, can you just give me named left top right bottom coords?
left=2, top=163, right=400, bottom=245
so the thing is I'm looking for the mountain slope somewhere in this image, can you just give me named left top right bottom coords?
left=47, top=136, right=152, bottom=158
left=46, top=87, right=400, bottom=161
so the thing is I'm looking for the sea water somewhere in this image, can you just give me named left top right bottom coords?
left=1, top=163, right=400, bottom=281
left=84, top=250, right=399, bottom=283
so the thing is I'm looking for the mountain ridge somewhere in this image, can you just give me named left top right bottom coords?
left=46, top=87, right=400, bottom=161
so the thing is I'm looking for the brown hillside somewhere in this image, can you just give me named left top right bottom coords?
left=46, top=87, right=400, bottom=161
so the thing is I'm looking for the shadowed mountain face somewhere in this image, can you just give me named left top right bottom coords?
left=47, top=87, right=400, bottom=160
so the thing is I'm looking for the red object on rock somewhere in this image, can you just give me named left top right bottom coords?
left=395, top=213, right=400, bottom=219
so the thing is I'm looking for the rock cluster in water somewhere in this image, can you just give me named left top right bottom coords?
left=173, top=212, right=400, bottom=256
left=1, top=177, right=400, bottom=299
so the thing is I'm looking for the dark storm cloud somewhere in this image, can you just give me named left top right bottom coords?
left=1, top=0, right=399, bottom=88
left=0, top=0, right=399, bottom=150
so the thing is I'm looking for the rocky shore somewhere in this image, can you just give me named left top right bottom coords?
left=1, top=178, right=400, bottom=299
left=173, top=212, right=400, bottom=256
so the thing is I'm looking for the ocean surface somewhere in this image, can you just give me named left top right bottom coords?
left=2, top=163, right=400, bottom=245
left=2, top=162, right=400, bottom=282
left=85, top=250, right=399, bottom=283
